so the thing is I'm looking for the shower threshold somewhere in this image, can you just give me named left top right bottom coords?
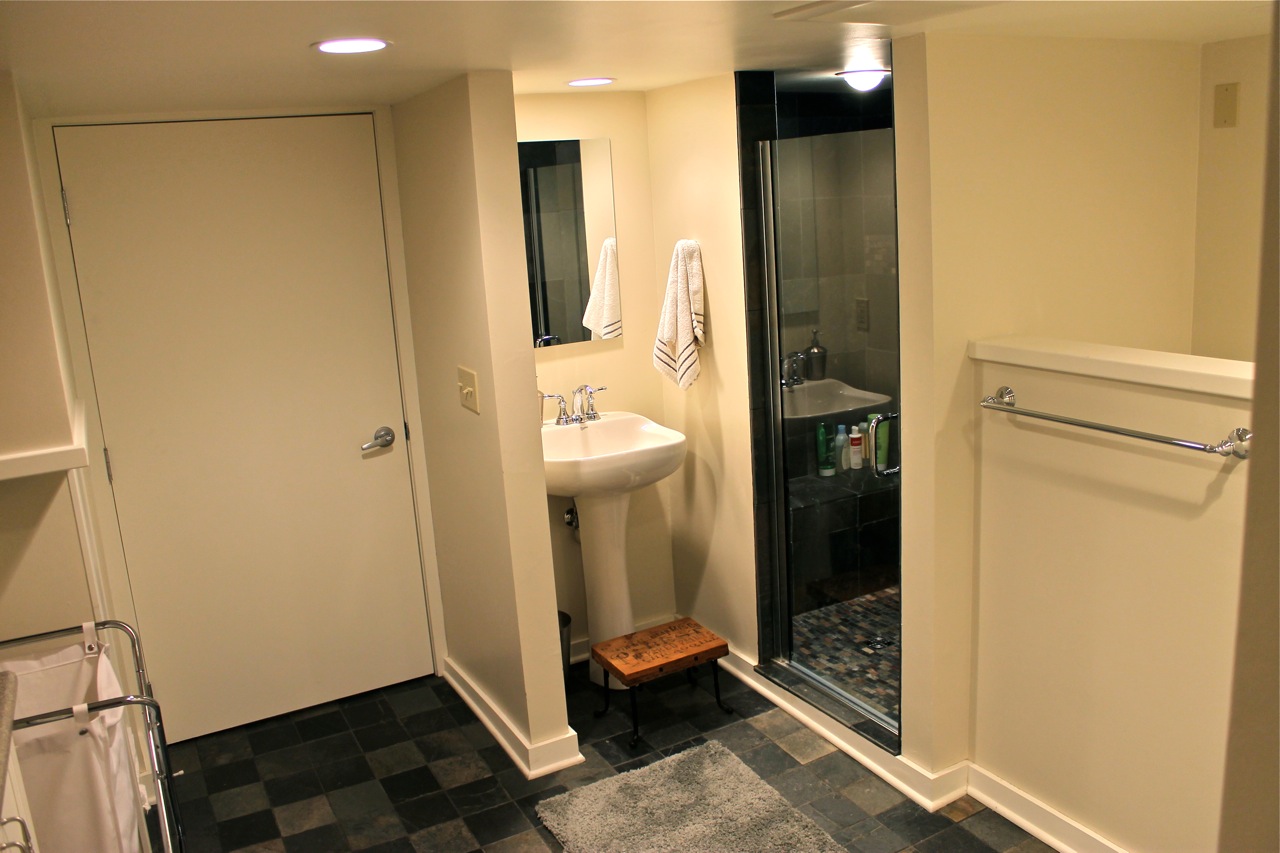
left=755, top=659, right=900, bottom=754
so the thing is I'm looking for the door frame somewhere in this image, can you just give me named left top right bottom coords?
left=33, top=106, right=448, bottom=675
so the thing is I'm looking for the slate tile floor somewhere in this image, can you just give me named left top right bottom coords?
left=170, top=664, right=1054, bottom=853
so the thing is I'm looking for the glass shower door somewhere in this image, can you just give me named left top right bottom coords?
left=764, top=129, right=903, bottom=746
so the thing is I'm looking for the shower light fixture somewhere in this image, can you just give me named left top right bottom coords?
left=837, top=69, right=889, bottom=91
left=313, top=38, right=390, bottom=54
left=568, top=77, right=615, bottom=87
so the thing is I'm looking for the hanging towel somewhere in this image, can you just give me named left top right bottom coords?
left=582, top=237, right=622, bottom=339
left=653, top=239, right=705, bottom=389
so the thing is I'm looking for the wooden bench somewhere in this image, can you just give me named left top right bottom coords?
left=590, top=617, right=732, bottom=748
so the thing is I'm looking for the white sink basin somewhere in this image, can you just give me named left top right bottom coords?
left=542, top=411, right=687, bottom=497
left=782, top=378, right=891, bottom=419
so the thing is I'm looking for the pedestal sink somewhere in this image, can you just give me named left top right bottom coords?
left=542, top=412, right=686, bottom=685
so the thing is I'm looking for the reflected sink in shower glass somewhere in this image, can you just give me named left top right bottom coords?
left=541, top=412, right=687, bottom=497
left=782, top=378, right=891, bottom=419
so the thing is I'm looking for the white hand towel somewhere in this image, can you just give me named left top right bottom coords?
left=582, top=237, right=622, bottom=339
left=653, top=239, right=705, bottom=389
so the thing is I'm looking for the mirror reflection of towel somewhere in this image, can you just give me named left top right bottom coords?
left=583, top=237, right=622, bottom=339
left=653, top=239, right=705, bottom=389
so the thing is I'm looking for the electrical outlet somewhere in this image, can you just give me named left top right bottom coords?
left=855, top=298, right=871, bottom=332
left=457, top=366, right=479, bottom=414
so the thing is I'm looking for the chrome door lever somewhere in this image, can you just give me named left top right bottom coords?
left=361, top=426, right=395, bottom=451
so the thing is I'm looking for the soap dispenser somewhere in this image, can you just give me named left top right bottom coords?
left=804, top=329, right=827, bottom=380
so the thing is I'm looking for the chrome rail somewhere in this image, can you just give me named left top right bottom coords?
left=979, top=386, right=1251, bottom=459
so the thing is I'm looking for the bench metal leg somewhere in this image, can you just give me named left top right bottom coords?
left=594, top=672, right=611, bottom=718
left=628, top=686, right=640, bottom=748
left=712, top=663, right=733, bottom=714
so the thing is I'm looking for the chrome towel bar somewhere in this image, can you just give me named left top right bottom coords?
left=980, top=386, right=1252, bottom=460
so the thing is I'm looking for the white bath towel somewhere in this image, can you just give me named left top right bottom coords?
left=582, top=237, right=622, bottom=339
left=653, top=239, right=705, bottom=388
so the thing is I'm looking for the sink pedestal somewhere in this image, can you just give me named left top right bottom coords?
left=576, top=493, right=635, bottom=689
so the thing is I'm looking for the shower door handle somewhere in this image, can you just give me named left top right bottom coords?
left=868, top=413, right=900, bottom=477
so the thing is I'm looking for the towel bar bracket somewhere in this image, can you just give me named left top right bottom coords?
left=980, top=386, right=1251, bottom=460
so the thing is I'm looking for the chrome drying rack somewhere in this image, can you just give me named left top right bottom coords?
left=979, top=386, right=1252, bottom=459
left=0, top=620, right=182, bottom=853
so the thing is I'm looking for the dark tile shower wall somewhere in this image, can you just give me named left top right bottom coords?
left=774, top=130, right=900, bottom=402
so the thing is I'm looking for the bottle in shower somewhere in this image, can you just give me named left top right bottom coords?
left=817, top=422, right=835, bottom=477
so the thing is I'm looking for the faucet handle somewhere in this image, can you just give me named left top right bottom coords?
left=582, top=385, right=607, bottom=420
left=540, top=392, right=571, bottom=425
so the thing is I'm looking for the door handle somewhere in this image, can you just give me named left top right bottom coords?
left=361, top=426, right=395, bottom=451
left=868, top=412, right=900, bottom=477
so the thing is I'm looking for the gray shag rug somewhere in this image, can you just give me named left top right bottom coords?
left=536, top=740, right=845, bottom=852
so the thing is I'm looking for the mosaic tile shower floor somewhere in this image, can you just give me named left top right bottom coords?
left=791, top=586, right=902, bottom=722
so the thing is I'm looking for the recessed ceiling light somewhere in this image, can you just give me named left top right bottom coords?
left=313, top=38, right=390, bottom=55
left=568, top=78, right=615, bottom=88
left=836, top=70, right=889, bottom=92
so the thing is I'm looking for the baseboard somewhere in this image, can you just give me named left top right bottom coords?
left=968, top=765, right=1127, bottom=853
left=440, top=657, right=584, bottom=780
left=719, top=651, right=969, bottom=811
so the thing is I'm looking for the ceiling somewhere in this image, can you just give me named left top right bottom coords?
left=0, top=1, right=1271, bottom=118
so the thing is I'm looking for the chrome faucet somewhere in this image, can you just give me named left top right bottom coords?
left=572, top=384, right=608, bottom=422
left=539, top=392, right=571, bottom=425
left=781, top=352, right=807, bottom=387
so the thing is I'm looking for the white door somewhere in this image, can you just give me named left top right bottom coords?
left=55, top=114, right=432, bottom=741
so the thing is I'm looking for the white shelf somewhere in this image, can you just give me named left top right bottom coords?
left=0, top=403, right=90, bottom=482
left=967, top=336, right=1254, bottom=401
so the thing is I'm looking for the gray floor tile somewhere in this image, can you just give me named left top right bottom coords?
left=211, top=782, right=270, bottom=822
left=273, top=794, right=337, bottom=836
left=409, top=818, right=480, bottom=853
left=960, top=809, right=1035, bottom=851
left=836, top=817, right=909, bottom=853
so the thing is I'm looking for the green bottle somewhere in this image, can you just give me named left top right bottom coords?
left=817, top=422, right=835, bottom=477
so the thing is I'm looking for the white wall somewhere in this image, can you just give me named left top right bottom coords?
left=1192, top=35, right=1270, bottom=361
left=971, top=341, right=1250, bottom=853
left=645, top=75, right=758, bottom=659
left=0, top=72, right=73, bottom=457
left=515, top=93, right=677, bottom=651
left=393, top=73, right=576, bottom=775
left=894, top=32, right=1209, bottom=776
left=0, top=71, right=94, bottom=640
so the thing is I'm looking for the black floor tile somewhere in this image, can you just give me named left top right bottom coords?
left=461, top=801, right=531, bottom=846
left=264, top=769, right=325, bottom=807
left=394, top=791, right=459, bottom=833
left=215, top=809, right=279, bottom=851
left=248, top=721, right=302, bottom=755
left=343, top=697, right=395, bottom=729
left=296, top=709, right=350, bottom=741
left=316, top=755, right=376, bottom=791
left=916, top=824, right=1000, bottom=853
left=380, top=765, right=442, bottom=804
left=877, top=799, right=956, bottom=845
left=445, top=775, right=511, bottom=817
left=283, top=823, right=347, bottom=853
left=203, top=759, right=260, bottom=795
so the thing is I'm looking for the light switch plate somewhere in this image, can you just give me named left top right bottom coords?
left=457, top=366, right=479, bottom=414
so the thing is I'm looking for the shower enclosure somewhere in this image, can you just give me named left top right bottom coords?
left=741, top=71, right=903, bottom=752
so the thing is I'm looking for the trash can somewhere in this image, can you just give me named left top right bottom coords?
left=557, top=611, right=571, bottom=675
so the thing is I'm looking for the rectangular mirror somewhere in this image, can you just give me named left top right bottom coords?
left=518, top=137, right=619, bottom=348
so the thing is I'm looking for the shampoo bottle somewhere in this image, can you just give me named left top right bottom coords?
left=850, top=430, right=863, bottom=469
left=817, top=422, right=835, bottom=477
left=835, top=424, right=849, bottom=472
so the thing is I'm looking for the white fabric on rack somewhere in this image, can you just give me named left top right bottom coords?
left=1, top=641, right=141, bottom=853
left=582, top=236, right=622, bottom=339
left=653, top=239, right=705, bottom=388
